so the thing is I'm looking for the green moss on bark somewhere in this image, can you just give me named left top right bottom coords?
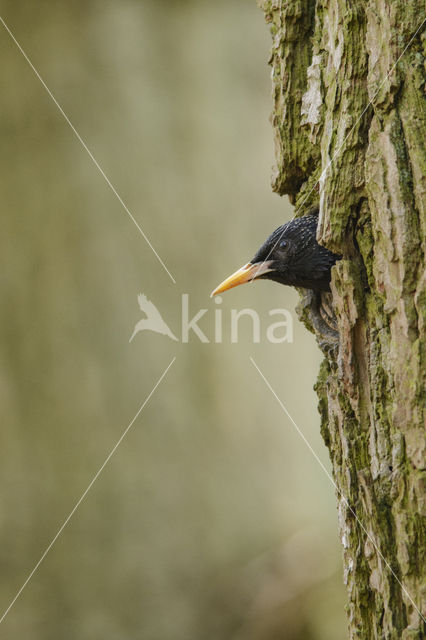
left=260, top=0, right=426, bottom=636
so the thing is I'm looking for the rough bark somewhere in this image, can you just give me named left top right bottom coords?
left=259, top=1, right=425, bottom=638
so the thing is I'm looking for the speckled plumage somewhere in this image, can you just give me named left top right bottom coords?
left=251, top=215, right=340, bottom=292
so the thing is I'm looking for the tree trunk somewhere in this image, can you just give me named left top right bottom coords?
left=259, top=1, right=425, bottom=638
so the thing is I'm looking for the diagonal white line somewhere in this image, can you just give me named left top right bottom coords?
left=0, top=356, right=176, bottom=626
left=0, top=16, right=176, bottom=285
left=252, top=16, right=426, bottom=280
left=250, top=356, right=426, bottom=623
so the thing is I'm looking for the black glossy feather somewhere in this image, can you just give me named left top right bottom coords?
left=251, top=215, right=340, bottom=292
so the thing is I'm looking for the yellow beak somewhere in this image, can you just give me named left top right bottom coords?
left=210, top=261, right=274, bottom=297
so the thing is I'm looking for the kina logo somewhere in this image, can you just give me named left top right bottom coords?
left=129, top=293, right=294, bottom=345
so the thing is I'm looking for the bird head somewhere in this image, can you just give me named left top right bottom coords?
left=210, top=215, right=339, bottom=297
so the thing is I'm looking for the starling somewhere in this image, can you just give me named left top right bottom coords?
left=211, top=215, right=340, bottom=297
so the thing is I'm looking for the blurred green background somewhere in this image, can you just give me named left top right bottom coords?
left=0, top=1, right=346, bottom=638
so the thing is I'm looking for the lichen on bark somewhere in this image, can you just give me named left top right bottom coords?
left=259, top=0, right=426, bottom=637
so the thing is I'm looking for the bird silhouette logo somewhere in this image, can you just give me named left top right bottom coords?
left=129, top=293, right=179, bottom=343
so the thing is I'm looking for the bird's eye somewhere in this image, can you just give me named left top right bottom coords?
left=279, top=240, right=288, bottom=249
